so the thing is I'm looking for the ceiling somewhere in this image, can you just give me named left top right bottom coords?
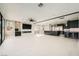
left=0, top=3, right=79, bottom=24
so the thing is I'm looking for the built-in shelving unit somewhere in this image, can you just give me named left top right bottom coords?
left=64, top=20, right=79, bottom=39
left=22, top=24, right=32, bottom=33
left=44, top=24, right=65, bottom=36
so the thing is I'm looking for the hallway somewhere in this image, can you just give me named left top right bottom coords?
left=0, top=33, right=79, bottom=56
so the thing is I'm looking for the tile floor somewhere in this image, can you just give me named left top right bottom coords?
left=0, top=33, right=79, bottom=56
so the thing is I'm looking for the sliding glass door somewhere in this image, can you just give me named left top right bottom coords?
left=2, top=16, right=5, bottom=42
left=0, top=12, right=5, bottom=45
left=0, top=13, right=2, bottom=45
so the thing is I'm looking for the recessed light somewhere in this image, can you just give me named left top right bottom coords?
left=38, top=3, right=43, bottom=7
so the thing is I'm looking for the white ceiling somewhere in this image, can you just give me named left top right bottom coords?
left=0, top=3, right=79, bottom=24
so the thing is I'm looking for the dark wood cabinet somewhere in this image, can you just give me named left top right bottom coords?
left=15, top=21, right=21, bottom=36
left=15, top=29, right=21, bottom=36
left=15, top=31, right=21, bottom=36
left=64, top=20, right=79, bottom=39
